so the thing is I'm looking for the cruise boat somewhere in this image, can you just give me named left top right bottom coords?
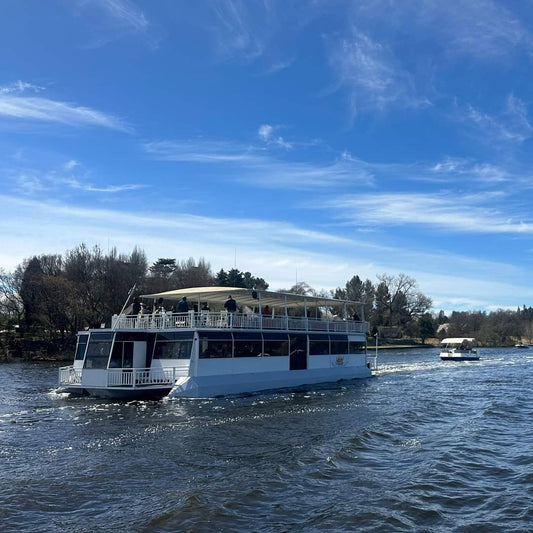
left=439, top=337, right=479, bottom=361
left=58, top=286, right=373, bottom=399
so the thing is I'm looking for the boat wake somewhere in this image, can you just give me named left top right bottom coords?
left=374, top=360, right=453, bottom=376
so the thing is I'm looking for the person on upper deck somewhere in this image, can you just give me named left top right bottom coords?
left=224, top=295, right=237, bottom=313
left=132, top=297, right=141, bottom=315
left=177, top=296, right=189, bottom=313
left=262, top=305, right=271, bottom=315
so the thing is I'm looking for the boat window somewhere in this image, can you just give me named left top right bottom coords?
left=348, top=340, right=366, bottom=353
left=233, top=332, right=263, bottom=358
left=199, top=332, right=233, bottom=359
left=75, top=334, right=89, bottom=361
left=330, top=335, right=349, bottom=355
left=262, top=333, right=289, bottom=357
left=309, top=334, right=330, bottom=355
left=289, top=334, right=307, bottom=356
left=110, top=341, right=134, bottom=368
left=153, top=332, right=194, bottom=360
left=84, top=333, right=114, bottom=369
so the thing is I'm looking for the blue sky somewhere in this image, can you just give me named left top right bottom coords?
left=1, top=0, right=533, bottom=312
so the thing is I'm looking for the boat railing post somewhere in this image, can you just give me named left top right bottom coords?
left=373, top=332, right=379, bottom=371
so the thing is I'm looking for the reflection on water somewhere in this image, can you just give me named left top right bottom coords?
left=1, top=349, right=532, bottom=532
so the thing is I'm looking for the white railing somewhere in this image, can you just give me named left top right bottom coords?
left=107, top=368, right=176, bottom=387
left=112, top=311, right=368, bottom=334
left=59, top=366, right=176, bottom=388
left=59, top=366, right=82, bottom=385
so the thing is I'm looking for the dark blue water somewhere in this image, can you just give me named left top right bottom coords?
left=1, top=348, right=532, bottom=532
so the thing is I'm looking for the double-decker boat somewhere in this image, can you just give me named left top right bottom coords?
left=58, top=286, right=374, bottom=399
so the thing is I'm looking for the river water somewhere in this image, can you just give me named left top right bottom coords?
left=1, top=347, right=532, bottom=532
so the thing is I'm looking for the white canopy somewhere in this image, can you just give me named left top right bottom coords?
left=441, top=337, right=476, bottom=344
left=141, top=286, right=361, bottom=311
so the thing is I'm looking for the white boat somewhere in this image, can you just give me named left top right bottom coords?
left=515, top=342, right=529, bottom=349
left=439, top=337, right=479, bottom=361
left=58, top=286, right=373, bottom=399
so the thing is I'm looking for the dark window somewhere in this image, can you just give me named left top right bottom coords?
left=349, top=340, right=367, bottom=354
left=199, top=332, right=233, bottom=359
left=289, top=334, right=307, bottom=370
left=330, top=335, right=349, bottom=355
left=233, top=332, right=263, bottom=358
left=75, top=335, right=89, bottom=361
left=262, top=333, right=289, bottom=356
left=84, top=333, right=114, bottom=369
left=109, top=341, right=134, bottom=368
left=309, top=334, right=330, bottom=355
left=289, top=334, right=307, bottom=355
left=154, top=339, right=193, bottom=359
left=153, top=332, right=194, bottom=360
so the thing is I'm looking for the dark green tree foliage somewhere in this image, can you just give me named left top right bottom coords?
left=418, top=314, right=436, bottom=344
left=19, top=257, right=45, bottom=329
left=334, top=275, right=375, bottom=321
left=146, top=258, right=176, bottom=293
left=149, top=258, right=176, bottom=278
left=215, top=268, right=269, bottom=290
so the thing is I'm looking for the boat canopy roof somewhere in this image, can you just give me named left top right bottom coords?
left=441, top=337, right=476, bottom=344
left=141, top=286, right=360, bottom=310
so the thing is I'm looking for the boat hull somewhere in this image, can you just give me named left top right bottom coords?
left=58, top=384, right=172, bottom=400
left=170, top=365, right=372, bottom=398
left=439, top=355, right=479, bottom=361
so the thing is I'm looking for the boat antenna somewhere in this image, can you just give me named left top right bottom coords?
left=117, top=284, right=136, bottom=319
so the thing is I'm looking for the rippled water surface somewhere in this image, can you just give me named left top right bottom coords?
left=1, top=348, right=532, bottom=532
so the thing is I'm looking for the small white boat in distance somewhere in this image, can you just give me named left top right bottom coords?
left=515, top=342, right=529, bottom=348
left=440, top=338, right=479, bottom=361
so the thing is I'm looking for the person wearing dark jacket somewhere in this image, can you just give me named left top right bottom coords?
left=224, top=295, right=237, bottom=312
left=177, top=296, right=189, bottom=313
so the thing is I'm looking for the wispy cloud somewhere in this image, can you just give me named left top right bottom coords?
left=258, top=124, right=292, bottom=149
left=96, top=0, right=149, bottom=33
left=461, top=94, right=533, bottom=145
left=143, top=137, right=374, bottom=189
left=143, top=139, right=259, bottom=163
left=328, top=31, right=431, bottom=116
left=63, top=178, right=144, bottom=193
left=210, top=0, right=267, bottom=62
left=11, top=161, right=143, bottom=196
left=350, top=1, right=532, bottom=61
left=0, top=90, right=132, bottom=132
left=0, top=80, right=44, bottom=95
left=430, top=157, right=511, bottom=183
left=326, top=192, right=533, bottom=234
left=433, top=0, right=531, bottom=60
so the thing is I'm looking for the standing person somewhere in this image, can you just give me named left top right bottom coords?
left=177, top=296, right=189, bottom=313
left=132, top=297, right=141, bottom=315
left=224, top=295, right=237, bottom=326
left=224, top=295, right=237, bottom=313
left=262, top=305, right=271, bottom=315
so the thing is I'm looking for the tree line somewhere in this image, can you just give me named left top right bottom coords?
left=0, top=243, right=531, bottom=358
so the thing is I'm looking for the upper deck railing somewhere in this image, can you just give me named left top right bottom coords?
left=111, top=310, right=367, bottom=334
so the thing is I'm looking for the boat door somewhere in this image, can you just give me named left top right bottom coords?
left=132, top=342, right=147, bottom=369
left=289, top=334, right=307, bottom=370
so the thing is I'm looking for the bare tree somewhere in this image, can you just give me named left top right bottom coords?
left=376, top=273, right=432, bottom=330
